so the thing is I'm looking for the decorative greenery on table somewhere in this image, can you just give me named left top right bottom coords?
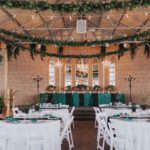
left=105, top=85, right=116, bottom=92
left=0, top=0, right=150, bottom=13
left=0, top=96, right=5, bottom=114
left=93, top=85, right=102, bottom=91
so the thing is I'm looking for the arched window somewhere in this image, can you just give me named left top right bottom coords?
left=76, top=58, right=88, bottom=85
left=49, top=58, right=55, bottom=85
left=93, top=58, right=99, bottom=86
left=109, top=63, right=115, bottom=86
left=65, top=59, right=72, bottom=87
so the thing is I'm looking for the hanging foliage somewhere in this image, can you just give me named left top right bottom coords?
left=57, top=46, right=63, bottom=55
left=0, top=0, right=149, bottom=13
left=118, top=44, right=126, bottom=59
left=13, top=46, right=20, bottom=59
left=144, top=44, right=150, bottom=58
left=40, top=44, right=46, bottom=60
left=100, top=46, right=106, bottom=60
left=30, top=44, right=37, bottom=59
left=130, top=43, right=137, bottom=59
left=6, top=44, right=13, bottom=60
left=0, top=28, right=150, bottom=47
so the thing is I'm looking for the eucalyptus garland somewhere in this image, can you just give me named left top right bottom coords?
left=0, top=0, right=150, bottom=13
left=0, top=28, right=150, bottom=47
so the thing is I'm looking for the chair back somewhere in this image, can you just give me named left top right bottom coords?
left=93, top=107, right=100, bottom=114
left=60, top=116, right=74, bottom=143
left=70, top=107, right=75, bottom=117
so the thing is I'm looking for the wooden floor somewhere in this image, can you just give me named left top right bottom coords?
left=62, top=121, right=109, bottom=150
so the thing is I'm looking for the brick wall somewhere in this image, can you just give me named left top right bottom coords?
left=0, top=44, right=150, bottom=105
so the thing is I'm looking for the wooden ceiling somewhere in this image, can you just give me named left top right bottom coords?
left=0, top=0, right=150, bottom=42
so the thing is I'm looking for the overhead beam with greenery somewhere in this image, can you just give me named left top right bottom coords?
left=0, top=0, right=150, bottom=13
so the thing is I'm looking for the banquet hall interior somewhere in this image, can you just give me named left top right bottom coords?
left=0, top=0, right=150, bottom=150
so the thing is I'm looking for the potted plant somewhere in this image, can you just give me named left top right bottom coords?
left=76, top=84, right=87, bottom=91
left=66, top=86, right=72, bottom=91
left=46, top=85, right=56, bottom=91
left=0, top=96, right=5, bottom=114
left=105, top=85, right=116, bottom=92
left=141, top=96, right=148, bottom=110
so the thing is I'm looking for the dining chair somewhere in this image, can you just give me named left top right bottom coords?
left=96, top=115, right=106, bottom=150
left=69, top=107, right=75, bottom=129
left=108, top=120, right=135, bottom=150
left=26, top=134, right=46, bottom=150
left=93, top=107, right=100, bottom=128
left=60, top=116, right=74, bottom=150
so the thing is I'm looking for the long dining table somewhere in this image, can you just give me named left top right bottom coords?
left=0, top=120, right=61, bottom=150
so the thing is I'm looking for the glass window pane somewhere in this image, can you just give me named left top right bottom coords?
left=49, top=58, right=55, bottom=85
left=76, top=59, right=88, bottom=86
left=65, top=64, right=71, bottom=87
left=109, top=63, right=115, bottom=86
left=93, top=64, right=99, bottom=86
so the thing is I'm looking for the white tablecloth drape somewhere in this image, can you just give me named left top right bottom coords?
left=110, top=119, right=150, bottom=150
left=14, top=109, right=69, bottom=123
left=0, top=120, right=61, bottom=150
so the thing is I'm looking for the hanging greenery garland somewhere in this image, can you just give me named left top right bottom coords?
left=0, top=0, right=149, bottom=13
left=0, top=35, right=140, bottom=60
left=0, top=28, right=150, bottom=47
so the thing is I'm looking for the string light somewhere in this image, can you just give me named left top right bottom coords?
left=145, top=12, right=148, bottom=16
left=126, top=14, right=129, bottom=18
left=13, top=14, right=16, bottom=18
left=69, top=16, right=72, bottom=20
left=32, top=15, right=35, bottom=19
left=88, top=16, right=91, bottom=20
left=107, top=15, right=110, bottom=20
left=50, top=16, right=53, bottom=20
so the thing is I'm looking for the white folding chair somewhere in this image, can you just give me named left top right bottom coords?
left=93, top=107, right=100, bottom=128
left=69, top=107, right=75, bottom=129
left=26, top=134, right=46, bottom=150
left=96, top=112, right=108, bottom=150
left=108, top=120, right=135, bottom=150
left=60, top=116, right=74, bottom=150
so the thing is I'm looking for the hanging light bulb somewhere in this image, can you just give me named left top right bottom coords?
left=107, top=15, right=110, bottom=20
left=69, top=16, right=72, bottom=20
left=126, top=14, right=129, bottom=18
left=32, top=15, right=35, bottom=20
left=50, top=16, right=53, bottom=20
left=88, top=16, right=91, bottom=20
left=13, top=14, right=16, bottom=18
left=145, top=12, right=148, bottom=16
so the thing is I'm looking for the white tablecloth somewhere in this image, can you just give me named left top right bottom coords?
left=102, top=107, right=149, bottom=116
left=110, top=118, right=150, bottom=150
left=14, top=109, right=69, bottom=123
left=0, top=120, right=61, bottom=150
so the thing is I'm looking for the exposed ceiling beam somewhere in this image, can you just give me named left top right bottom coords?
left=136, top=16, right=150, bottom=32
left=1, top=8, right=30, bottom=36
left=111, top=9, right=128, bottom=36
left=37, top=11, right=55, bottom=40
